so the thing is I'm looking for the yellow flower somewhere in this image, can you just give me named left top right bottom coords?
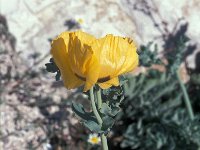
left=88, top=133, right=101, bottom=145
left=77, top=18, right=84, bottom=24
left=51, top=30, right=138, bottom=91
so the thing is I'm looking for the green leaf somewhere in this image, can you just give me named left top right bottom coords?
left=119, top=75, right=128, bottom=85
left=110, top=107, right=121, bottom=116
left=45, top=58, right=59, bottom=73
left=45, top=58, right=61, bottom=81
left=83, top=120, right=102, bottom=132
left=72, top=102, right=116, bottom=133
left=72, top=102, right=107, bottom=132
left=139, top=42, right=162, bottom=67
left=71, top=102, right=97, bottom=122
left=100, top=103, right=112, bottom=116
left=55, top=71, right=61, bottom=81
left=102, top=116, right=115, bottom=131
left=102, top=86, right=124, bottom=117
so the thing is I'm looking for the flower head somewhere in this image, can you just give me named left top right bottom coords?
left=51, top=30, right=138, bottom=91
left=88, top=133, right=101, bottom=145
left=77, top=18, right=84, bottom=24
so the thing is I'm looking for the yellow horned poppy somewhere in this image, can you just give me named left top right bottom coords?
left=51, top=30, right=138, bottom=91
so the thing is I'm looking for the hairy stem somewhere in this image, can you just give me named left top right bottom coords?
left=90, top=86, right=109, bottom=150
left=96, top=86, right=109, bottom=150
left=176, top=71, right=194, bottom=120
left=97, top=87, right=102, bottom=109
left=101, top=134, right=108, bottom=150
left=90, top=87, right=102, bottom=125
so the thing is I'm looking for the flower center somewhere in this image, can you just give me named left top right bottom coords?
left=75, top=73, right=110, bottom=83
left=90, top=137, right=99, bottom=144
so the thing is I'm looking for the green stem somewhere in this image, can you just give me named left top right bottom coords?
left=96, top=86, right=109, bottom=150
left=101, top=134, right=108, bottom=150
left=90, top=86, right=109, bottom=150
left=97, top=87, right=102, bottom=109
left=90, top=87, right=102, bottom=125
left=176, top=71, right=194, bottom=120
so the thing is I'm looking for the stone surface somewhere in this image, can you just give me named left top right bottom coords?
left=0, top=0, right=137, bottom=61
left=120, top=0, right=200, bottom=68
left=1, top=0, right=200, bottom=68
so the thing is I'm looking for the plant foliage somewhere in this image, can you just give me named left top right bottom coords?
left=115, top=37, right=200, bottom=150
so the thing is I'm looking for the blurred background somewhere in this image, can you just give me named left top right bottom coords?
left=0, top=0, right=200, bottom=150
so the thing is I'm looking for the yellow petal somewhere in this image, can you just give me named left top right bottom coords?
left=68, top=30, right=96, bottom=76
left=115, top=40, right=139, bottom=75
left=51, top=32, right=84, bottom=89
left=90, top=37, right=116, bottom=78
left=84, top=55, right=100, bottom=91
left=66, top=30, right=100, bottom=91
left=91, top=34, right=138, bottom=79
left=98, top=77, right=119, bottom=89
left=71, top=30, right=96, bottom=45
